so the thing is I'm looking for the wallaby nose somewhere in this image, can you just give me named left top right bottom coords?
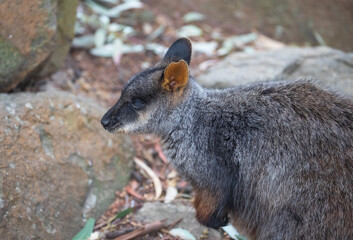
left=101, top=116, right=110, bottom=128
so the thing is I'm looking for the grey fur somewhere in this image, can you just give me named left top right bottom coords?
left=102, top=38, right=353, bottom=239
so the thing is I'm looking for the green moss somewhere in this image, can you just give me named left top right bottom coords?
left=0, top=36, right=24, bottom=76
left=111, top=155, right=133, bottom=190
left=87, top=153, right=133, bottom=219
left=40, top=0, right=79, bottom=75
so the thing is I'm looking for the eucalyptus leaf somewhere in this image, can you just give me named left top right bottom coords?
left=90, top=44, right=114, bottom=57
left=113, top=207, right=133, bottom=220
left=90, top=43, right=144, bottom=57
left=169, top=228, right=196, bottom=240
left=147, top=25, right=165, bottom=41
left=218, top=33, right=258, bottom=56
left=94, top=28, right=107, bottom=48
left=177, top=25, right=203, bottom=37
left=99, top=15, right=110, bottom=26
left=108, top=23, right=124, bottom=32
left=164, top=186, right=178, bottom=203
left=222, top=224, right=247, bottom=240
left=145, top=43, right=168, bottom=56
left=85, top=0, right=111, bottom=16
left=121, top=44, right=144, bottom=53
left=112, top=38, right=123, bottom=65
left=193, top=41, right=218, bottom=56
left=72, top=35, right=95, bottom=49
left=98, top=0, right=119, bottom=4
left=105, top=1, right=143, bottom=17
left=106, top=33, right=117, bottom=43
left=72, top=218, right=95, bottom=240
left=183, top=12, right=205, bottom=23
left=74, top=21, right=86, bottom=35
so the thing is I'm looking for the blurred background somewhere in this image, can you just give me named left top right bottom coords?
left=1, top=0, right=352, bottom=239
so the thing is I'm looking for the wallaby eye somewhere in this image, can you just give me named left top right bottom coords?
left=131, top=98, right=146, bottom=110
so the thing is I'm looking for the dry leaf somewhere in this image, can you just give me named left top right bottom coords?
left=164, top=186, right=178, bottom=203
left=134, top=158, right=162, bottom=199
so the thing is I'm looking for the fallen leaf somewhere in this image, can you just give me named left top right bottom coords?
left=177, top=25, right=203, bottom=37
left=94, top=28, right=107, bottom=48
left=72, top=35, right=95, bottom=49
left=199, top=59, right=219, bottom=71
left=222, top=224, right=247, bottom=240
left=134, top=157, right=162, bottom=199
left=164, top=186, right=178, bottom=203
left=90, top=44, right=114, bottom=57
left=88, top=231, right=102, bottom=240
left=169, top=228, right=196, bottom=240
left=90, top=43, right=144, bottom=57
left=145, top=43, right=168, bottom=56
left=114, top=207, right=133, bottom=220
left=85, top=0, right=143, bottom=18
left=193, top=41, right=218, bottom=56
left=167, top=169, right=178, bottom=179
left=254, top=34, right=285, bottom=50
left=218, top=33, right=258, bottom=56
left=183, top=12, right=205, bottom=23
left=147, top=25, right=166, bottom=41
left=105, top=1, right=143, bottom=18
left=112, top=38, right=123, bottom=66
left=72, top=218, right=95, bottom=240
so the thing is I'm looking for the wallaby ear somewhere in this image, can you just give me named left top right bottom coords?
left=163, top=38, right=192, bottom=65
left=162, top=60, right=189, bottom=92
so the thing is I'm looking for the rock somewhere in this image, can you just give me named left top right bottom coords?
left=198, top=46, right=353, bottom=96
left=0, top=0, right=79, bottom=92
left=135, top=201, right=222, bottom=239
left=0, top=91, right=134, bottom=240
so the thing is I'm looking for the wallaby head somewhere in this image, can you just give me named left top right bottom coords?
left=101, top=38, right=192, bottom=134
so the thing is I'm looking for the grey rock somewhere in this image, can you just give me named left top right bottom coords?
left=0, top=91, right=134, bottom=240
left=135, top=201, right=222, bottom=239
left=198, top=47, right=353, bottom=96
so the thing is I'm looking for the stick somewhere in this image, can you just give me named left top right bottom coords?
left=113, top=220, right=167, bottom=240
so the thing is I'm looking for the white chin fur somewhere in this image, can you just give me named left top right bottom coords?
left=112, top=122, right=141, bottom=134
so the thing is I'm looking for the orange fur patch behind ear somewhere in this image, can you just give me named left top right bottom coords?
left=162, top=60, right=189, bottom=92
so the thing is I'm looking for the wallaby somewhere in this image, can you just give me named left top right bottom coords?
left=101, top=38, right=353, bottom=239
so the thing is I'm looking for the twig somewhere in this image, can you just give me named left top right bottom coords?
left=155, top=142, right=168, bottom=164
left=167, top=218, right=183, bottom=229
left=105, top=227, right=135, bottom=239
left=125, top=186, right=144, bottom=200
left=113, top=220, right=167, bottom=240
left=93, top=205, right=142, bottom=231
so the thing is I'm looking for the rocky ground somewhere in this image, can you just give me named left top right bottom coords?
left=1, top=0, right=353, bottom=239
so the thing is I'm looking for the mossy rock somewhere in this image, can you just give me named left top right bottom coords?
left=0, top=0, right=79, bottom=92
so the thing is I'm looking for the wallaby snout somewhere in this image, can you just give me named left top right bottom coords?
left=101, top=110, right=112, bottom=130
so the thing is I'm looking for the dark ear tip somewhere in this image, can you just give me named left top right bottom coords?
left=173, top=38, right=192, bottom=53
left=163, top=37, right=192, bottom=65
left=177, top=37, right=192, bottom=47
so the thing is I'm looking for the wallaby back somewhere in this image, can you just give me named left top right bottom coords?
left=102, top=38, right=353, bottom=240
